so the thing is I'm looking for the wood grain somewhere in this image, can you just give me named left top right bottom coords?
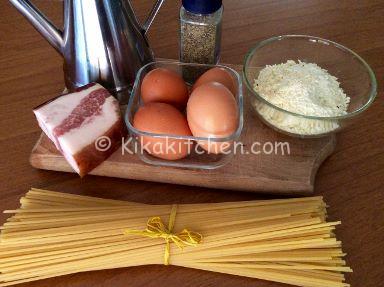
left=0, top=1, right=383, bottom=287
left=30, top=63, right=336, bottom=195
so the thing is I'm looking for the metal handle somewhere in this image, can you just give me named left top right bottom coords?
left=142, top=0, right=165, bottom=35
left=8, top=0, right=63, bottom=54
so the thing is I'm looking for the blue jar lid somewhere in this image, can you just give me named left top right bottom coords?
left=182, top=0, right=222, bottom=14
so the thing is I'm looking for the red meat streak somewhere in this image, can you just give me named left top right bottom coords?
left=53, top=88, right=111, bottom=137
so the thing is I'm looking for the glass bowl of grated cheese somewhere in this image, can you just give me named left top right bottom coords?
left=243, top=35, right=377, bottom=138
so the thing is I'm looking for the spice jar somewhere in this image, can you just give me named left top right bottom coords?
left=180, top=0, right=223, bottom=67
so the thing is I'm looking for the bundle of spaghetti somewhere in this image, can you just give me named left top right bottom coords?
left=0, top=188, right=351, bottom=287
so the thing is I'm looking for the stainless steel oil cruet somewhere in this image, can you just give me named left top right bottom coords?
left=9, top=0, right=165, bottom=102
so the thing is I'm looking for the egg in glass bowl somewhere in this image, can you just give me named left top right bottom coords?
left=125, top=61, right=243, bottom=169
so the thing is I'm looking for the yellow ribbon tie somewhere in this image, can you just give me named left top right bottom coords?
left=124, top=204, right=203, bottom=265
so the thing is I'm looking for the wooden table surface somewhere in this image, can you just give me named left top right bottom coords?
left=1, top=1, right=383, bottom=286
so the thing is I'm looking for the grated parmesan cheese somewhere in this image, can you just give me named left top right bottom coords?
left=253, top=60, right=350, bottom=136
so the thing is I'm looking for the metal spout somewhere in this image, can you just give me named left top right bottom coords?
left=9, top=0, right=64, bottom=54
left=9, top=0, right=165, bottom=103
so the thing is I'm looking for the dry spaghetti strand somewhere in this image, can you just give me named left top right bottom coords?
left=0, top=189, right=351, bottom=287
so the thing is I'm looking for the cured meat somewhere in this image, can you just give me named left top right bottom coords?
left=33, top=83, right=125, bottom=176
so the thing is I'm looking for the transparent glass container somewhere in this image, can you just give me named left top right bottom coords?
left=243, top=35, right=377, bottom=138
left=179, top=6, right=223, bottom=65
left=125, top=61, right=243, bottom=169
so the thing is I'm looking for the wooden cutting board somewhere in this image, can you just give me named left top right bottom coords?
left=30, top=64, right=336, bottom=195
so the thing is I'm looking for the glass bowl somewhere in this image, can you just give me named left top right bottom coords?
left=243, top=35, right=377, bottom=138
left=125, top=61, right=243, bottom=169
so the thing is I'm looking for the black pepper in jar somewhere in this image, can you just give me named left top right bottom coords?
left=179, top=0, right=223, bottom=83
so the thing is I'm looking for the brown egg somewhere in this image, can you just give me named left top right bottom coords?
left=133, top=102, right=193, bottom=160
left=193, top=67, right=237, bottom=96
left=141, top=68, right=189, bottom=109
left=187, top=82, right=238, bottom=154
